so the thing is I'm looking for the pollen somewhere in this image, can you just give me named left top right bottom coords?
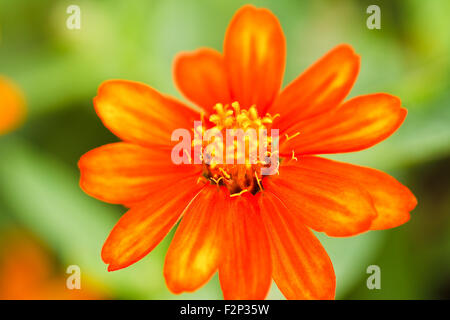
left=197, top=102, right=280, bottom=196
left=285, top=132, right=300, bottom=141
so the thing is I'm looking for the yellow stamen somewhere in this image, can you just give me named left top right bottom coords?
left=230, top=189, right=248, bottom=197
left=291, top=150, right=298, bottom=161
left=200, top=111, right=205, bottom=124
left=219, top=168, right=231, bottom=179
left=198, top=102, right=281, bottom=195
left=255, top=172, right=263, bottom=191
left=285, top=132, right=300, bottom=141
left=211, top=176, right=224, bottom=185
left=231, top=101, right=240, bottom=114
left=197, top=176, right=207, bottom=184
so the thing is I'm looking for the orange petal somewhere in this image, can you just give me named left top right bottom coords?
left=258, top=192, right=335, bottom=299
left=94, top=80, right=199, bottom=148
left=174, top=48, right=231, bottom=113
left=224, top=5, right=286, bottom=111
left=164, top=185, right=228, bottom=294
left=219, top=194, right=272, bottom=299
left=264, top=161, right=377, bottom=237
left=0, top=76, right=25, bottom=135
left=101, top=175, right=205, bottom=271
left=294, top=156, right=417, bottom=230
left=267, top=44, right=359, bottom=126
left=281, top=93, right=407, bottom=155
left=79, top=142, right=200, bottom=205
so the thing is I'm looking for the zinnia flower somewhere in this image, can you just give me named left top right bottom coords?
left=0, top=76, right=25, bottom=135
left=79, top=5, right=417, bottom=299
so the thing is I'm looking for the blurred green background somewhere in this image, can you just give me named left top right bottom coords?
left=0, top=0, right=449, bottom=299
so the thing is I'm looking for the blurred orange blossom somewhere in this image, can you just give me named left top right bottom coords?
left=78, top=5, right=417, bottom=299
left=0, top=76, right=25, bottom=135
left=0, top=232, right=104, bottom=300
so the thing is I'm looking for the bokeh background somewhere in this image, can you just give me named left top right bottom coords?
left=0, top=0, right=449, bottom=299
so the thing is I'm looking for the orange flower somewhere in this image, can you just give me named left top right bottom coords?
left=0, top=76, right=25, bottom=135
left=0, top=232, right=104, bottom=300
left=79, top=5, right=417, bottom=299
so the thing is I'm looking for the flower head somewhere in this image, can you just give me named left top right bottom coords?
left=79, top=5, right=417, bottom=299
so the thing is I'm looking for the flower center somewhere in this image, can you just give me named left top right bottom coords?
left=195, top=102, right=280, bottom=196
